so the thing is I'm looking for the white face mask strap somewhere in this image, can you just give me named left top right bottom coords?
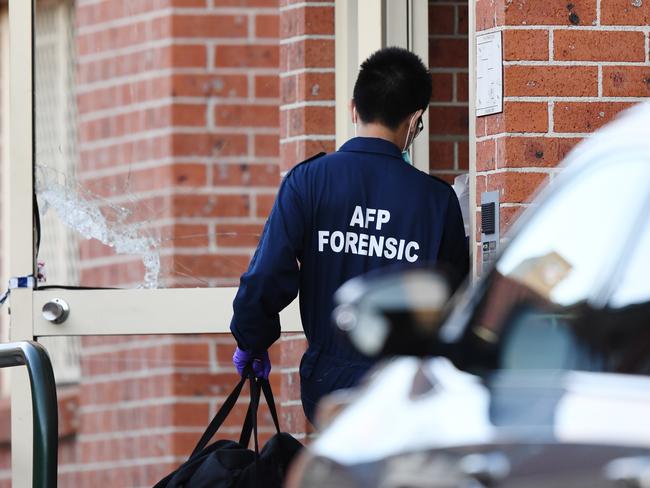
left=402, top=112, right=419, bottom=152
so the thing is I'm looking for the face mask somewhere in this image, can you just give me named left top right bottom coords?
left=402, top=112, right=423, bottom=159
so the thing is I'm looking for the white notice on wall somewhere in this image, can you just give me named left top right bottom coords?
left=476, top=32, right=503, bottom=117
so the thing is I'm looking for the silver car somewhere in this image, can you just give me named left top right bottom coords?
left=288, top=103, right=650, bottom=488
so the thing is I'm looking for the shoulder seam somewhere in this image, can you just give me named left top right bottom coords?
left=425, top=172, right=454, bottom=190
left=285, top=152, right=327, bottom=178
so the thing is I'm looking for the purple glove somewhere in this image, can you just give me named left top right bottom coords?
left=233, top=347, right=271, bottom=379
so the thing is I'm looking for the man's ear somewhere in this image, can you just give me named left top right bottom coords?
left=350, top=99, right=358, bottom=124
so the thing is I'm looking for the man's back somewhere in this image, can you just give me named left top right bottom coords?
left=292, top=137, right=467, bottom=362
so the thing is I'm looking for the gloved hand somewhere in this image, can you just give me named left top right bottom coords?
left=232, top=347, right=271, bottom=379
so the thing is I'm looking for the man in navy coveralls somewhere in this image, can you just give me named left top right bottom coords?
left=230, top=47, right=469, bottom=424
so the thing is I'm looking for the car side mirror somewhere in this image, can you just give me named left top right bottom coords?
left=332, top=268, right=451, bottom=357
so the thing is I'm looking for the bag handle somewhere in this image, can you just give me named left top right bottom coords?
left=190, top=372, right=283, bottom=460
left=239, top=376, right=282, bottom=448
left=189, top=373, right=248, bottom=459
left=260, top=378, right=281, bottom=434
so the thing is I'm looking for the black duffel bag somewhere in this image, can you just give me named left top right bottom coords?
left=154, top=372, right=303, bottom=488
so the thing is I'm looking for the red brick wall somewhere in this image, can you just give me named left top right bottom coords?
left=429, top=0, right=469, bottom=183
left=475, top=0, right=650, bottom=269
left=279, top=0, right=336, bottom=171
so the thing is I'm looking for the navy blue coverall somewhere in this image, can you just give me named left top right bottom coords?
left=230, top=137, right=469, bottom=422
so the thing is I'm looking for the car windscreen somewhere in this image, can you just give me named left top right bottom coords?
left=455, top=158, right=650, bottom=375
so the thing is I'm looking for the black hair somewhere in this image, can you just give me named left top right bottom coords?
left=353, top=46, right=432, bottom=130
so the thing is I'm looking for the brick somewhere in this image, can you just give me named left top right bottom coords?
left=78, top=78, right=169, bottom=113
left=170, top=372, right=240, bottom=397
left=87, top=163, right=207, bottom=195
left=429, top=106, right=469, bottom=136
left=256, top=193, right=277, bottom=218
left=173, top=104, right=207, bottom=126
left=458, top=140, right=469, bottom=170
left=476, top=113, right=505, bottom=137
left=554, top=30, right=645, bottom=62
left=254, top=134, right=280, bottom=157
left=456, top=73, right=469, bottom=102
left=429, top=141, right=455, bottom=170
left=554, top=102, right=634, bottom=133
left=504, top=102, right=548, bottom=133
left=457, top=4, right=469, bottom=34
left=215, top=104, right=279, bottom=128
left=216, top=223, right=264, bottom=247
left=172, top=133, right=248, bottom=157
left=279, top=334, right=307, bottom=368
left=428, top=38, right=468, bottom=68
left=174, top=253, right=251, bottom=278
left=80, top=239, right=115, bottom=260
left=255, top=75, right=280, bottom=98
left=477, top=139, right=497, bottom=171
left=79, top=46, right=202, bottom=84
left=161, top=224, right=210, bottom=248
left=172, top=14, right=248, bottom=38
left=504, top=0, right=597, bottom=26
left=602, top=66, right=650, bottom=97
left=280, top=403, right=310, bottom=435
left=498, top=136, right=581, bottom=167
left=429, top=5, right=455, bottom=35
left=602, top=0, right=650, bottom=25
left=216, top=0, right=278, bottom=5
left=282, top=71, right=335, bottom=104
left=281, top=39, right=335, bottom=71
left=486, top=171, right=549, bottom=204
left=300, top=71, right=335, bottom=101
left=298, top=139, right=336, bottom=162
left=284, top=106, right=335, bottom=137
left=212, top=163, right=280, bottom=187
left=215, top=44, right=279, bottom=68
left=431, top=73, right=453, bottom=102
left=503, top=29, right=549, bottom=61
left=172, top=44, right=208, bottom=68
left=281, top=6, right=334, bottom=37
left=504, top=66, right=597, bottom=97
left=80, top=260, right=146, bottom=287
left=171, top=194, right=249, bottom=217
left=476, top=0, right=505, bottom=30
left=172, top=73, right=248, bottom=98
left=498, top=206, right=524, bottom=237
left=77, top=19, right=166, bottom=56
left=255, top=14, right=280, bottom=38
left=172, top=343, right=211, bottom=368
left=76, top=0, right=208, bottom=29
left=171, top=163, right=208, bottom=187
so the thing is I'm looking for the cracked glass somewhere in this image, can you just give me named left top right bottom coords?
left=34, top=0, right=277, bottom=291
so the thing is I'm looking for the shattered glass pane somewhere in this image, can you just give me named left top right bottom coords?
left=33, top=0, right=276, bottom=290
left=36, top=165, right=161, bottom=288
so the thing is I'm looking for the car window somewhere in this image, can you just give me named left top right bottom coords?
left=496, top=159, right=650, bottom=307
left=458, top=159, right=650, bottom=374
